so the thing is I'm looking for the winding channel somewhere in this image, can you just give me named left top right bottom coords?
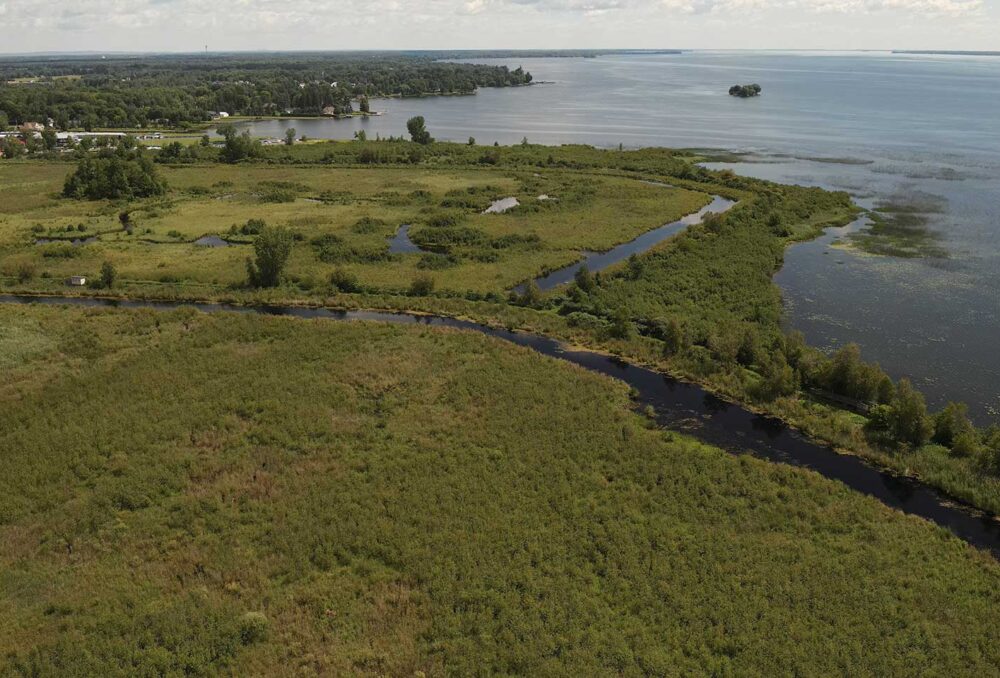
left=3, top=293, right=999, bottom=558
left=527, top=194, right=737, bottom=291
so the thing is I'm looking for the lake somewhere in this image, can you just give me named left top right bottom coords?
left=236, top=51, right=1000, bottom=423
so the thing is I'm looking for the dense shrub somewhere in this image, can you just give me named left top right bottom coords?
left=63, top=155, right=167, bottom=200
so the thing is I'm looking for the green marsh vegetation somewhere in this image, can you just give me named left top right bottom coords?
left=1, top=303, right=999, bottom=675
left=2, top=138, right=1000, bottom=515
left=849, top=195, right=950, bottom=258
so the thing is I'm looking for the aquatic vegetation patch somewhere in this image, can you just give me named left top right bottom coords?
left=849, top=196, right=949, bottom=258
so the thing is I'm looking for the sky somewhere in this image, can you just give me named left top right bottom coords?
left=0, top=0, right=996, bottom=53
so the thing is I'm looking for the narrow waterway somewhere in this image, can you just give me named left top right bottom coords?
left=526, top=194, right=736, bottom=291
left=3, top=293, right=999, bottom=558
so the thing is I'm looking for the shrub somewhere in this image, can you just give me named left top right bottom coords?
left=100, top=261, right=117, bottom=289
left=652, top=317, right=686, bottom=357
left=16, top=261, right=36, bottom=282
left=329, top=268, right=360, bottom=293
left=238, top=612, right=268, bottom=645
left=63, top=155, right=167, bottom=200
left=933, top=402, right=976, bottom=450
left=246, top=225, right=293, bottom=288
left=351, top=217, right=386, bottom=234
left=889, top=379, right=933, bottom=448
left=409, top=274, right=435, bottom=296
left=417, top=253, right=458, bottom=270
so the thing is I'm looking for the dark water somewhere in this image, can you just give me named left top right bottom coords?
left=235, top=51, right=1000, bottom=423
left=527, top=194, right=736, bottom=291
left=387, top=224, right=421, bottom=254
left=3, top=293, right=999, bottom=558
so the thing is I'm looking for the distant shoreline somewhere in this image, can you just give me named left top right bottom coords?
left=893, top=50, right=1000, bottom=56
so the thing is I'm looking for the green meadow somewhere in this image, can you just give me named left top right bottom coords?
left=0, top=162, right=708, bottom=293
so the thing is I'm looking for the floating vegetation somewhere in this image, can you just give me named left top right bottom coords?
left=849, top=201, right=949, bottom=259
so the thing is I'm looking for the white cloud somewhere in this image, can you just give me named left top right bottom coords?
left=0, top=0, right=988, bottom=51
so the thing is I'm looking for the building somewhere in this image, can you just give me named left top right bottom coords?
left=67, top=276, right=87, bottom=287
left=20, top=122, right=45, bottom=133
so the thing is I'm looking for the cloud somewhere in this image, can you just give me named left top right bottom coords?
left=0, top=0, right=983, bottom=41
left=481, top=0, right=982, bottom=14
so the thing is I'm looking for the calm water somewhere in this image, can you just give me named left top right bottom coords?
left=238, top=51, right=1000, bottom=422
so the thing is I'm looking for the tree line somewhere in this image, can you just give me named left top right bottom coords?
left=0, top=54, right=532, bottom=130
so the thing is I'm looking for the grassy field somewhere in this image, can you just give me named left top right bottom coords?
left=0, top=162, right=709, bottom=293
left=1, top=302, right=998, bottom=676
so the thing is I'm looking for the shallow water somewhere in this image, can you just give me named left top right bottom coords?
left=387, top=224, right=421, bottom=254
left=4, top=293, right=998, bottom=558
left=235, top=51, right=1000, bottom=423
left=193, top=235, right=230, bottom=248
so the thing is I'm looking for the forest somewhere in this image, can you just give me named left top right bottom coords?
left=0, top=53, right=533, bottom=129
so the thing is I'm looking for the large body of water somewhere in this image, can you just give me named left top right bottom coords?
left=237, top=51, right=1000, bottom=422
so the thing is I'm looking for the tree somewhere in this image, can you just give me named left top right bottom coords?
left=354, top=130, right=367, bottom=142
left=518, top=280, right=542, bottom=307
left=889, top=379, right=933, bottom=448
left=63, top=156, right=167, bottom=200
left=406, top=116, right=432, bottom=145
left=1, top=137, right=25, bottom=159
left=753, top=353, right=799, bottom=402
left=933, top=402, right=978, bottom=455
left=574, top=264, right=595, bottom=293
left=653, top=317, right=686, bottom=357
left=329, top=268, right=360, bottom=293
left=609, top=308, right=634, bottom=340
left=409, top=273, right=435, bottom=296
left=468, top=137, right=476, bottom=146
left=284, top=128, right=297, bottom=146
left=359, top=96, right=370, bottom=114
left=0, top=111, right=8, bottom=130
left=217, top=124, right=262, bottom=163
left=246, top=224, right=293, bottom=288
left=100, top=261, right=117, bottom=289
left=41, top=129, right=58, bottom=151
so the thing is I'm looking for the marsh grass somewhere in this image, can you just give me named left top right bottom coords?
left=1, top=303, right=999, bottom=675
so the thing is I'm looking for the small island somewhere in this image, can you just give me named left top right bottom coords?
left=729, top=83, right=762, bottom=98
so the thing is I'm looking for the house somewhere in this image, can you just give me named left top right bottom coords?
left=20, top=122, right=45, bottom=133
left=67, top=276, right=87, bottom=287
left=322, top=106, right=337, bottom=117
